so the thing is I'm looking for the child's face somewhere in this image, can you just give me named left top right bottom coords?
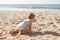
left=31, top=17, right=36, bottom=22
left=32, top=18, right=36, bottom=22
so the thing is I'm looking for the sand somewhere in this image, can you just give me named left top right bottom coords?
left=0, top=11, right=60, bottom=40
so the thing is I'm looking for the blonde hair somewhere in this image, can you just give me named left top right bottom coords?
left=28, top=13, right=35, bottom=19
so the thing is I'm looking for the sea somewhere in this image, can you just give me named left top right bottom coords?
left=0, top=4, right=60, bottom=12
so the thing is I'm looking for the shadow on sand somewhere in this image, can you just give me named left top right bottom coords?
left=10, top=31, right=60, bottom=37
left=26, top=31, right=60, bottom=37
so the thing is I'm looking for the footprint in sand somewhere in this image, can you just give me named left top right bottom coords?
left=0, top=22, right=2, bottom=24
left=0, top=28, right=3, bottom=29
left=56, top=21, right=60, bottom=23
left=49, top=22, right=54, bottom=24
left=47, top=22, right=54, bottom=26
left=52, top=24, right=57, bottom=28
left=39, top=24, right=46, bottom=27
left=0, top=33, right=2, bottom=37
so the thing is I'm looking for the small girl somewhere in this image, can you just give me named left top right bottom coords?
left=5, top=13, right=35, bottom=35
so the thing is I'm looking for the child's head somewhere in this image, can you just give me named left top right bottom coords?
left=28, top=13, right=35, bottom=20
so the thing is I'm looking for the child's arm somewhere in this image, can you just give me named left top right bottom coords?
left=29, top=21, right=32, bottom=32
left=16, top=31, right=21, bottom=37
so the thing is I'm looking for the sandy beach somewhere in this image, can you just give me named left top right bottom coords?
left=0, top=11, right=60, bottom=40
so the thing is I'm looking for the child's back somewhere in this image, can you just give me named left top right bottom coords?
left=16, top=18, right=31, bottom=30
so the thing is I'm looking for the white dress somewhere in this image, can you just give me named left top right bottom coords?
left=16, top=19, right=30, bottom=30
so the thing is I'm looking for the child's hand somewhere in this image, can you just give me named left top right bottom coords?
left=16, top=31, right=21, bottom=38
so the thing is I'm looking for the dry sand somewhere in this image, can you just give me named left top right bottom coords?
left=0, top=12, right=60, bottom=40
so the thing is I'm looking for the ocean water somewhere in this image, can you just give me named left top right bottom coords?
left=0, top=4, right=60, bottom=12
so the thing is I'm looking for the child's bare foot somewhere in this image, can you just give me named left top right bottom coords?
left=3, top=31, right=8, bottom=35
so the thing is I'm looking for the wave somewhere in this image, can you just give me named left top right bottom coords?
left=0, top=7, right=60, bottom=12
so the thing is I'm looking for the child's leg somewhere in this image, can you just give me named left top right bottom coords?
left=5, top=29, right=19, bottom=35
left=3, top=29, right=15, bottom=35
left=21, top=27, right=30, bottom=34
left=29, top=26, right=31, bottom=32
left=9, top=29, right=19, bottom=34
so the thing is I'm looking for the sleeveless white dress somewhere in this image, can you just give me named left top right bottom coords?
left=16, top=19, right=30, bottom=30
